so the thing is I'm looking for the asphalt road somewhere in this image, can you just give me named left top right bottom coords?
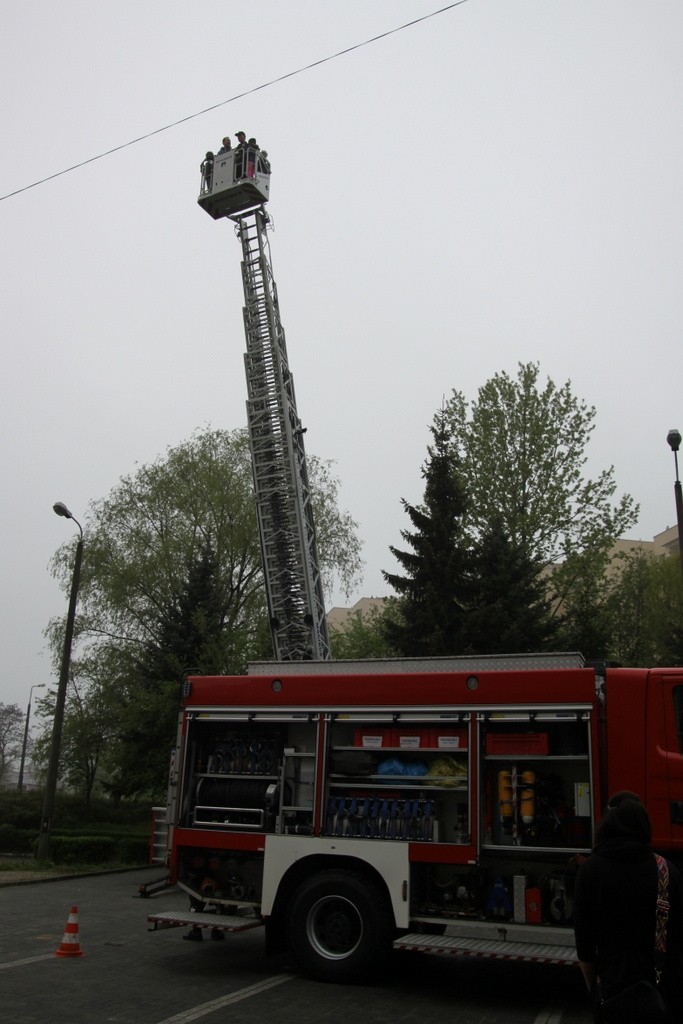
left=0, top=868, right=590, bottom=1024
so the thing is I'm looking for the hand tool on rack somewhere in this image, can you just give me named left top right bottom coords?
left=379, top=799, right=390, bottom=838
left=346, top=798, right=358, bottom=836
left=336, top=797, right=348, bottom=836
left=422, top=800, right=433, bottom=840
left=326, top=796, right=337, bottom=835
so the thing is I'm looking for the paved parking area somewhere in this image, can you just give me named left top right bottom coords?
left=0, top=869, right=589, bottom=1024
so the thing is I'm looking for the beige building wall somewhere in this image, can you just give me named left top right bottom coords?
left=327, top=526, right=680, bottom=629
left=326, top=596, right=387, bottom=632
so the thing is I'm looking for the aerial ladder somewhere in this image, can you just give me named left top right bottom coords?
left=198, top=142, right=330, bottom=661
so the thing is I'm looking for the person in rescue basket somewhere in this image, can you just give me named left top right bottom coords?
left=573, top=791, right=683, bottom=1023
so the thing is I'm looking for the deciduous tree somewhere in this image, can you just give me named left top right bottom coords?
left=444, top=362, right=637, bottom=570
left=0, top=703, right=23, bottom=785
left=45, top=427, right=362, bottom=797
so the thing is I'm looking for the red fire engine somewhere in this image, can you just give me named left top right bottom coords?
left=148, top=144, right=683, bottom=980
left=148, top=653, right=683, bottom=981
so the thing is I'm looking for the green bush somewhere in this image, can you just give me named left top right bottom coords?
left=45, top=834, right=149, bottom=865
left=0, top=791, right=153, bottom=865
left=116, top=837, right=150, bottom=864
left=49, top=835, right=118, bottom=865
left=0, top=791, right=154, bottom=830
left=0, top=824, right=34, bottom=855
left=0, top=791, right=43, bottom=829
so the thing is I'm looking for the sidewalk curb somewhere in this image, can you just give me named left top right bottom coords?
left=0, top=864, right=159, bottom=888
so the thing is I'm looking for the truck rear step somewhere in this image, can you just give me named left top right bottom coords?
left=148, top=911, right=264, bottom=934
left=394, top=933, right=577, bottom=966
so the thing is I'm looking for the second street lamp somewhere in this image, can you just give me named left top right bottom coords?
left=17, top=683, right=46, bottom=791
left=666, top=429, right=683, bottom=583
left=37, top=503, right=84, bottom=861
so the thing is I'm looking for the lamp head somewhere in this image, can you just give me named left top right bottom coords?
left=667, top=429, right=682, bottom=454
left=53, top=502, right=74, bottom=520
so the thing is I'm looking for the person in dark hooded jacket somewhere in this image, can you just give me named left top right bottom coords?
left=574, top=791, right=683, bottom=1022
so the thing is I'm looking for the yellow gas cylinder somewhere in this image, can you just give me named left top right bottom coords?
left=498, top=770, right=513, bottom=825
left=521, top=770, right=536, bottom=824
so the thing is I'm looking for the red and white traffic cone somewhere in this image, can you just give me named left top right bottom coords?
left=55, top=905, right=84, bottom=957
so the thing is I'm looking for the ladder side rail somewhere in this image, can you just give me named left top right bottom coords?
left=259, top=220, right=329, bottom=660
left=289, top=423, right=330, bottom=658
left=237, top=209, right=329, bottom=660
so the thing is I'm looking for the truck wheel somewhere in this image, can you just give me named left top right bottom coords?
left=288, top=869, right=394, bottom=982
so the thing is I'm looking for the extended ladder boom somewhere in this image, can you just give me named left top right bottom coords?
left=236, top=208, right=329, bottom=660
left=197, top=144, right=329, bottom=661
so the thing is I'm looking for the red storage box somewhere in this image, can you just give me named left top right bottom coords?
left=430, top=728, right=468, bottom=750
left=391, top=728, right=430, bottom=749
left=486, top=732, right=549, bottom=755
left=354, top=728, right=391, bottom=749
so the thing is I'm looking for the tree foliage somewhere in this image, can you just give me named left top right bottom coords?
left=34, top=675, right=111, bottom=808
left=382, top=415, right=470, bottom=656
left=384, top=364, right=640, bottom=660
left=0, top=703, right=23, bottom=785
left=328, top=603, right=396, bottom=660
left=462, top=519, right=558, bottom=654
left=603, top=548, right=683, bottom=666
left=44, top=427, right=363, bottom=798
left=444, top=362, right=637, bottom=568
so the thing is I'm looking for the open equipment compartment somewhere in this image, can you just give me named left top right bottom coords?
left=326, top=712, right=471, bottom=845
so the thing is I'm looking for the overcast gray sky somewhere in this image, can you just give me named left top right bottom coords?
left=2, top=1, right=682, bottom=711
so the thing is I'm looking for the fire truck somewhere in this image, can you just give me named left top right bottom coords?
left=148, top=653, right=683, bottom=980
left=147, top=148, right=683, bottom=978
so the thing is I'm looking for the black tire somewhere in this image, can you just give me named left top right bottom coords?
left=287, top=868, right=394, bottom=983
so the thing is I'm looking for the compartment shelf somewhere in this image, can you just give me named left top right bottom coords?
left=329, top=779, right=467, bottom=791
left=484, top=755, right=588, bottom=762
left=332, top=746, right=468, bottom=753
left=194, top=771, right=279, bottom=780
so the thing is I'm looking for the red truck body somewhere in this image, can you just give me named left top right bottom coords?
left=149, top=656, right=683, bottom=980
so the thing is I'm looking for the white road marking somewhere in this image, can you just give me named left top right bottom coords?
left=534, top=1007, right=564, bottom=1024
left=155, top=974, right=294, bottom=1024
left=0, top=953, right=55, bottom=970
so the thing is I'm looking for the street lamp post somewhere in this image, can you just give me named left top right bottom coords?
left=37, top=503, right=84, bottom=861
left=667, top=429, right=683, bottom=583
left=17, top=683, right=46, bottom=791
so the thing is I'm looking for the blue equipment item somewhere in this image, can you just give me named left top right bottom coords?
left=487, top=877, right=512, bottom=919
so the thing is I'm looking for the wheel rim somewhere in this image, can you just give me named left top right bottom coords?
left=305, top=894, right=363, bottom=960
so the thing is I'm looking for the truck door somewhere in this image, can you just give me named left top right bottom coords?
left=649, top=672, right=683, bottom=852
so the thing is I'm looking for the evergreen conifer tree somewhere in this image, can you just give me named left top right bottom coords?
left=382, top=415, right=469, bottom=656
left=463, top=519, right=558, bottom=654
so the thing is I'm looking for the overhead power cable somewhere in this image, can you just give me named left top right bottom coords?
left=0, top=0, right=470, bottom=203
